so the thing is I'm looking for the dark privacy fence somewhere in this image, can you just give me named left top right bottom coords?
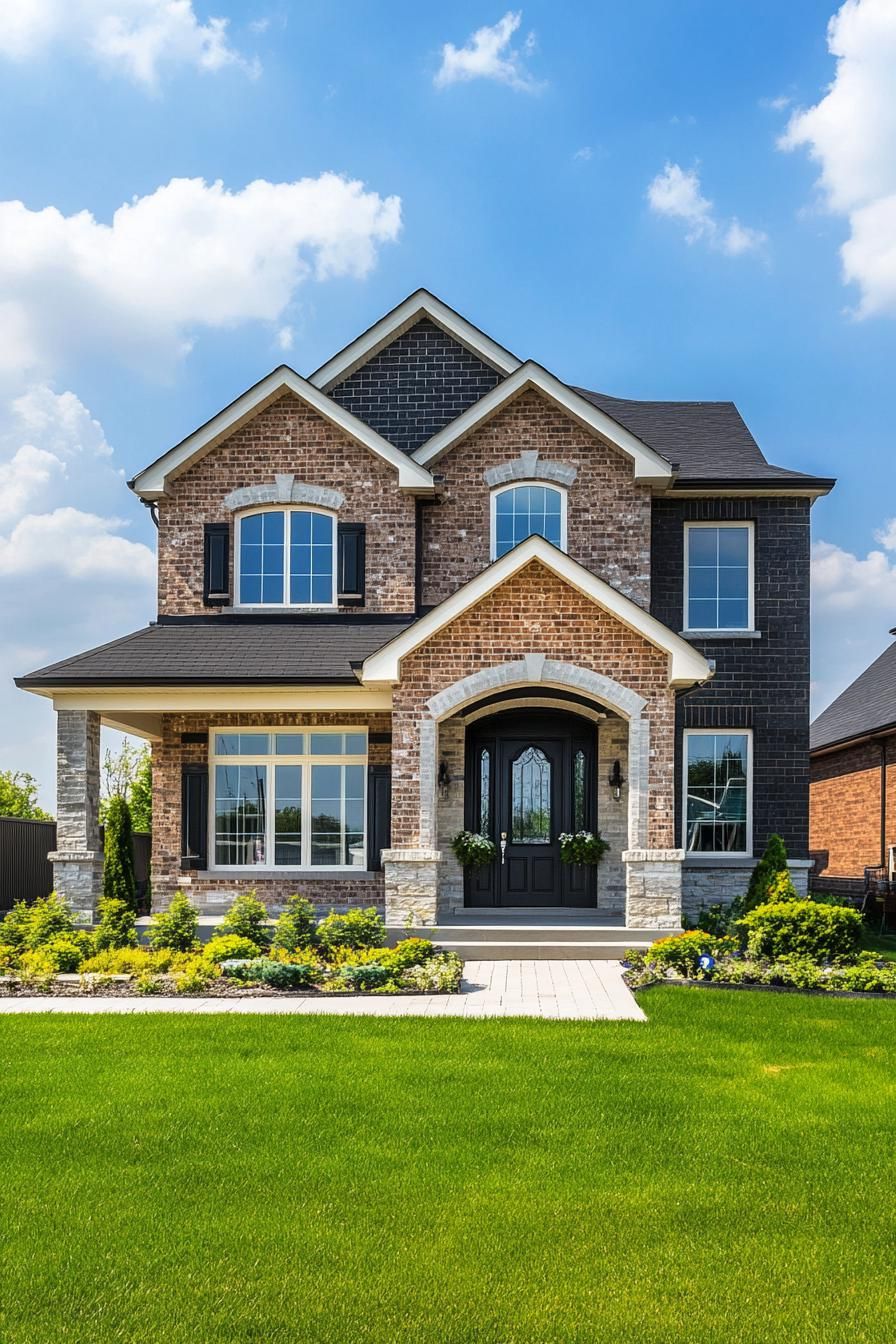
left=0, top=817, right=151, bottom=913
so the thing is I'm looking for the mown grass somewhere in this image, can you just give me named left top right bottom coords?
left=861, top=925, right=896, bottom=961
left=2, top=989, right=895, bottom=1344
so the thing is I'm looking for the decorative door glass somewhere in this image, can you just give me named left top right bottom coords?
left=511, top=746, right=551, bottom=844
left=479, top=748, right=491, bottom=834
left=573, top=749, right=586, bottom=831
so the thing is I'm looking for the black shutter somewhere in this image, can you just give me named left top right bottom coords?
left=367, top=764, right=391, bottom=871
left=337, top=522, right=366, bottom=606
left=181, top=764, right=208, bottom=871
left=204, top=523, right=230, bottom=605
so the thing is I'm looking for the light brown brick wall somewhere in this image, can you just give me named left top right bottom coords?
left=390, top=560, right=675, bottom=849
left=421, top=388, right=652, bottom=608
left=157, top=392, right=416, bottom=616
left=152, top=709, right=391, bottom=912
left=810, top=736, right=896, bottom=878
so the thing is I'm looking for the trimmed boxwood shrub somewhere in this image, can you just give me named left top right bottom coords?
left=203, top=934, right=262, bottom=964
left=316, top=907, right=385, bottom=955
left=739, top=900, right=862, bottom=961
left=643, top=930, right=738, bottom=975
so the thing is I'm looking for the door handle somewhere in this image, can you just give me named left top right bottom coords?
left=500, top=831, right=507, bottom=865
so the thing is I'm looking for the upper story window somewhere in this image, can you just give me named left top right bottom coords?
left=491, top=483, right=567, bottom=560
left=684, top=522, right=753, bottom=632
left=236, top=508, right=335, bottom=608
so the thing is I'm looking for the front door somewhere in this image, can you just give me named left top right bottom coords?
left=465, top=709, right=597, bottom=908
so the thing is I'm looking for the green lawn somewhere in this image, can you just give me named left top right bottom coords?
left=861, top=926, right=896, bottom=961
left=2, top=990, right=895, bottom=1344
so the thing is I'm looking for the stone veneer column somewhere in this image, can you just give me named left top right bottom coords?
left=48, top=709, right=103, bottom=924
left=382, top=849, right=442, bottom=925
left=622, top=849, right=684, bottom=929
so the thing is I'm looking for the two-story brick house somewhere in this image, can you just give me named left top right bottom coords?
left=17, top=291, right=833, bottom=936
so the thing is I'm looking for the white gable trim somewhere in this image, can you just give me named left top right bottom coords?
left=412, top=362, right=674, bottom=484
left=308, top=289, right=521, bottom=391
left=361, top=536, right=712, bottom=689
left=130, top=367, right=435, bottom=500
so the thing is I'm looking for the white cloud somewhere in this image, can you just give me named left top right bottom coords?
left=0, top=0, right=256, bottom=88
left=435, top=11, right=542, bottom=92
left=0, top=507, right=155, bottom=579
left=573, top=146, right=593, bottom=162
left=779, top=0, right=896, bottom=317
left=760, top=95, right=791, bottom=111
left=0, top=445, right=60, bottom=524
left=647, top=162, right=768, bottom=256
left=0, top=173, right=402, bottom=376
left=276, top=325, right=294, bottom=352
left=811, top=526, right=896, bottom=711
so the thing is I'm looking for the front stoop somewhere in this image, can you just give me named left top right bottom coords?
left=390, top=918, right=679, bottom=961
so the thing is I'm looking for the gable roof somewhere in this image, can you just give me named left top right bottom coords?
left=129, top=366, right=435, bottom=500
left=810, top=639, right=896, bottom=753
left=361, top=535, right=712, bottom=689
left=575, top=388, right=835, bottom=493
left=411, top=362, right=675, bottom=485
left=309, top=288, right=521, bottom=390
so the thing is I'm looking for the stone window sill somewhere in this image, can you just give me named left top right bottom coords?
left=679, top=630, right=762, bottom=641
left=191, top=868, right=379, bottom=881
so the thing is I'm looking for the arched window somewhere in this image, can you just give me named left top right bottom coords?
left=491, top=483, right=566, bottom=560
left=236, top=508, right=336, bottom=608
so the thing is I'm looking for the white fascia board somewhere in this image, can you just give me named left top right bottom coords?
left=361, top=535, right=711, bottom=689
left=308, top=289, right=522, bottom=390
left=130, top=367, right=435, bottom=499
left=412, top=362, right=674, bottom=484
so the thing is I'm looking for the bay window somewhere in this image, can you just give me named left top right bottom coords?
left=210, top=729, right=367, bottom=869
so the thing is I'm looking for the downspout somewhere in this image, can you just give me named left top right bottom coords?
left=880, top=737, right=888, bottom=870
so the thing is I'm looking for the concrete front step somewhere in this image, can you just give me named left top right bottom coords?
left=390, top=924, right=680, bottom=961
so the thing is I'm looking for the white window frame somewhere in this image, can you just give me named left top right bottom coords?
left=490, top=481, right=568, bottom=561
left=234, top=506, right=337, bottom=610
left=682, top=728, right=753, bottom=857
left=683, top=520, right=755, bottom=633
left=208, top=727, right=367, bottom=871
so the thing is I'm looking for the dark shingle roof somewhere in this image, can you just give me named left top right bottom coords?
left=572, top=387, right=833, bottom=489
left=810, top=640, right=896, bottom=752
left=16, top=620, right=412, bottom=687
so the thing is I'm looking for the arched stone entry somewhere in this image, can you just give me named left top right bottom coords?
left=382, top=657, right=684, bottom=929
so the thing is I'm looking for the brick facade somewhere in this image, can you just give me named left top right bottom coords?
left=651, top=495, right=811, bottom=860
left=329, top=316, right=501, bottom=453
left=422, top=389, right=652, bottom=609
left=810, top=736, right=896, bottom=879
left=152, top=710, right=391, bottom=913
left=157, top=392, right=416, bottom=616
left=390, top=560, right=675, bottom=850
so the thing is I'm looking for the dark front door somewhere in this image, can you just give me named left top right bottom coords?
left=465, top=709, right=597, bottom=908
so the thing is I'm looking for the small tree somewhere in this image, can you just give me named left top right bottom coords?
left=92, top=897, right=138, bottom=952
left=0, top=770, right=52, bottom=821
left=742, top=834, right=790, bottom=914
left=103, top=794, right=136, bottom=910
left=129, top=749, right=152, bottom=834
left=100, top=738, right=152, bottom=830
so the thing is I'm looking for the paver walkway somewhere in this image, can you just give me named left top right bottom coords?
left=0, top=960, right=644, bottom=1020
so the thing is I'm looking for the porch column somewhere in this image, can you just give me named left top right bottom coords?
left=382, top=850, right=441, bottom=925
left=622, top=849, right=684, bottom=929
left=48, top=709, right=103, bottom=924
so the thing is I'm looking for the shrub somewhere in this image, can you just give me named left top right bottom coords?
left=827, top=955, right=896, bottom=994
left=742, top=834, right=789, bottom=914
left=646, top=930, right=737, bottom=976
left=401, top=952, right=464, bottom=993
left=0, top=943, right=18, bottom=973
left=17, top=948, right=58, bottom=985
left=0, top=901, right=33, bottom=949
left=450, top=831, right=497, bottom=869
left=81, top=946, right=154, bottom=975
left=134, top=971, right=163, bottom=995
left=173, top=959, right=216, bottom=995
left=102, top=794, right=136, bottom=910
left=693, top=903, right=731, bottom=936
left=40, top=933, right=91, bottom=972
left=218, top=892, right=270, bottom=947
left=12, top=892, right=75, bottom=950
left=148, top=890, right=199, bottom=952
left=92, top=897, right=137, bottom=952
left=765, top=955, right=826, bottom=990
left=739, top=900, right=862, bottom=962
left=203, top=934, right=263, bottom=964
left=766, top=871, right=799, bottom=903
left=327, top=963, right=393, bottom=991
left=270, top=895, right=317, bottom=953
left=385, top=937, right=437, bottom=970
left=316, top=907, right=385, bottom=956
left=221, top=957, right=316, bottom=989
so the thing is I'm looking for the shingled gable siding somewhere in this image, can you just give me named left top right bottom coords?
left=389, top=560, right=676, bottom=850
left=151, top=711, right=392, bottom=913
left=420, top=389, right=653, bottom=610
left=328, top=317, right=502, bottom=454
left=810, top=735, right=896, bottom=880
left=156, top=392, right=416, bottom=616
left=651, top=496, right=811, bottom=859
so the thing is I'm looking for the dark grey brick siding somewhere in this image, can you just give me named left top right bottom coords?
left=651, top=497, right=811, bottom=859
left=328, top=317, right=502, bottom=453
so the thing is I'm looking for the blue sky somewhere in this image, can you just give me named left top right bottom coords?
left=1, top=0, right=894, bottom=804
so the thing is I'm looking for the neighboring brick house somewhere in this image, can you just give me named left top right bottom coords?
left=810, top=636, right=896, bottom=896
left=17, top=290, right=834, bottom=932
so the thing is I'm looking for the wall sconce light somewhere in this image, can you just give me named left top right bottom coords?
left=608, top=759, right=625, bottom=801
left=438, top=760, right=452, bottom=799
